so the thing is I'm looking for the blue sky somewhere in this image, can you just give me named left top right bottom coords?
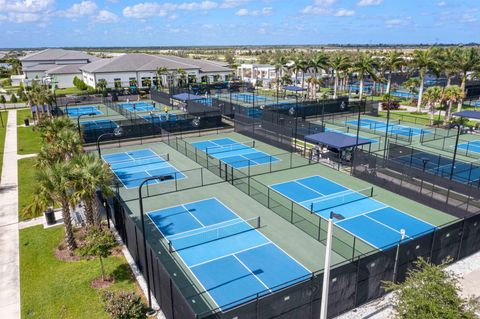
left=0, top=0, right=479, bottom=47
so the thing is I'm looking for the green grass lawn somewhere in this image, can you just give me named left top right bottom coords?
left=0, top=111, right=6, bottom=181
left=16, top=108, right=33, bottom=124
left=18, top=157, right=38, bottom=220
left=20, top=225, right=139, bottom=319
left=17, top=126, right=41, bottom=155
left=55, top=87, right=87, bottom=95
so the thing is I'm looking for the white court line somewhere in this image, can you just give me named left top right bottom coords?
left=233, top=254, right=271, bottom=292
left=168, top=218, right=242, bottom=241
left=363, top=214, right=412, bottom=239
left=293, top=180, right=325, bottom=197
left=182, top=204, right=206, bottom=227
left=189, top=242, right=271, bottom=269
left=145, top=212, right=221, bottom=310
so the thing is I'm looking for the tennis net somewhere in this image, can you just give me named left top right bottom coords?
left=167, top=216, right=261, bottom=253
left=205, top=141, right=256, bottom=155
left=107, top=153, right=170, bottom=170
left=308, top=187, right=374, bottom=213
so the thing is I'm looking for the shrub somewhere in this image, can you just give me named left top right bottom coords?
left=102, top=290, right=147, bottom=319
left=10, top=94, right=17, bottom=103
left=381, top=100, right=401, bottom=110
left=2, top=78, right=12, bottom=87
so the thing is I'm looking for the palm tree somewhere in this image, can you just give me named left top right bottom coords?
left=53, top=129, right=82, bottom=161
left=455, top=47, right=480, bottom=112
left=72, top=153, right=113, bottom=228
left=306, top=77, right=322, bottom=100
left=382, top=51, right=404, bottom=94
left=177, top=68, right=187, bottom=87
left=7, top=58, right=22, bottom=75
left=352, top=53, right=378, bottom=100
left=411, top=49, right=438, bottom=112
left=156, top=67, right=168, bottom=88
left=442, top=85, right=464, bottom=124
left=329, top=54, right=350, bottom=99
left=37, top=117, right=77, bottom=143
left=439, top=48, right=461, bottom=87
left=30, top=161, right=79, bottom=250
left=423, top=86, right=444, bottom=126
left=272, top=55, right=288, bottom=97
left=310, top=52, right=329, bottom=83
left=298, top=59, right=310, bottom=90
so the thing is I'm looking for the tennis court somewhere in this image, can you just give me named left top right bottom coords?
left=345, top=118, right=428, bottom=137
left=81, top=119, right=118, bottom=131
left=191, top=138, right=280, bottom=168
left=142, top=113, right=179, bottom=123
left=102, top=148, right=186, bottom=188
left=231, top=93, right=272, bottom=103
left=458, top=140, right=480, bottom=154
left=147, top=197, right=310, bottom=310
left=65, top=105, right=103, bottom=118
left=392, top=150, right=480, bottom=185
left=118, top=101, right=156, bottom=112
left=271, top=175, right=435, bottom=249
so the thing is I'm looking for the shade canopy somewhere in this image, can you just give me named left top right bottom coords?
left=172, top=93, right=205, bottom=102
left=283, top=85, right=306, bottom=92
left=305, top=131, right=372, bottom=150
left=453, top=110, right=480, bottom=120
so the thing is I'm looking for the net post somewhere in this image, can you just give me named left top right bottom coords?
left=252, top=140, right=256, bottom=148
left=256, top=216, right=261, bottom=228
left=370, top=187, right=373, bottom=197
left=310, top=202, right=314, bottom=214
left=174, top=172, right=178, bottom=191
left=168, top=240, right=173, bottom=253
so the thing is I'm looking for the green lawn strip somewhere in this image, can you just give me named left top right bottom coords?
left=18, top=157, right=38, bottom=220
left=56, top=87, right=88, bottom=95
left=0, top=111, right=6, bottom=181
left=20, top=225, right=139, bottom=319
left=17, top=126, right=41, bottom=155
left=16, top=108, right=33, bottom=124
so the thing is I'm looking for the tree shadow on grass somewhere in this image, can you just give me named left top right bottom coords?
left=112, top=263, right=135, bottom=284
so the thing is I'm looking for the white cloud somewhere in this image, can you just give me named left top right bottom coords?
left=220, top=0, right=250, bottom=8
left=123, top=2, right=174, bottom=18
left=301, top=5, right=330, bottom=15
left=94, top=10, right=119, bottom=23
left=314, top=0, right=336, bottom=5
left=178, top=1, right=218, bottom=10
left=0, top=0, right=55, bottom=13
left=438, top=1, right=446, bottom=7
left=357, top=0, right=382, bottom=7
left=59, top=1, right=98, bottom=18
left=8, top=12, right=43, bottom=23
left=335, top=8, right=355, bottom=16
left=235, top=7, right=272, bottom=16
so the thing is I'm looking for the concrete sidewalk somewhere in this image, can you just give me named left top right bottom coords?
left=0, top=110, right=20, bottom=319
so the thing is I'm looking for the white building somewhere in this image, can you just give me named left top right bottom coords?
left=238, top=64, right=277, bottom=86
left=79, top=53, right=233, bottom=89
left=19, top=48, right=97, bottom=88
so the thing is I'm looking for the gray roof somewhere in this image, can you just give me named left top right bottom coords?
left=21, top=49, right=97, bottom=62
left=46, top=64, right=84, bottom=75
left=23, top=64, right=58, bottom=72
left=80, top=53, right=232, bottom=74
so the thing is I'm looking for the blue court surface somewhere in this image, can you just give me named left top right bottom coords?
left=147, top=198, right=310, bottom=310
left=231, top=93, right=271, bottom=103
left=81, top=119, right=117, bottom=131
left=271, top=175, right=435, bottom=249
left=65, top=105, right=103, bottom=118
left=345, top=118, right=428, bottom=137
left=142, top=113, right=179, bottom=123
left=392, top=151, right=480, bottom=185
left=118, top=101, right=155, bottom=112
left=458, top=140, right=480, bottom=154
left=102, top=148, right=185, bottom=188
left=191, top=138, right=280, bottom=168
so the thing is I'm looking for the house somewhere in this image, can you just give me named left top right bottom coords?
left=20, top=48, right=97, bottom=88
left=79, top=53, right=233, bottom=89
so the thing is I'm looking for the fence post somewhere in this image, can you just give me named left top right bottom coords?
left=290, top=202, right=294, bottom=223
left=457, top=219, right=467, bottom=261
left=318, top=217, right=322, bottom=241
left=267, top=187, right=270, bottom=208
left=201, top=168, right=204, bottom=187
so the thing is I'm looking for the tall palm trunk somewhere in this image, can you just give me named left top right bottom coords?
left=386, top=73, right=393, bottom=94
left=444, top=101, right=453, bottom=125
left=429, top=102, right=435, bottom=126
left=457, top=74, right=467, bottom=112
left=62, top=200, right=76, bottom=250
left=417, top=72, right=425, bottom=112
left=359, top=77, right=364, bottom=100
left=84, top=199, right=95, bottom=227
left=333, top=71, right=339, bottom=99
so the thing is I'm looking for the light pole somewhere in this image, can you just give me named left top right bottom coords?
left=96, top=127, right=123, bottom=157
left=320, top=212, right=345, bottom=319
left=76, top=112, right=96, bottom=138
left=450, top=123, right=462, bottom=180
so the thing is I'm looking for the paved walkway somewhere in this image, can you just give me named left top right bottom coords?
left=0, top=110, right=20, bottom=319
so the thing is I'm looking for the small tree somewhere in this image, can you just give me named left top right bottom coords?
left=10, top=93, right=17, bottom=103
left=384, top=258, right=479, bottom=319
left=0, top=95, right=6, bottom=109
left=78, top=227, right=117, bottom=281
